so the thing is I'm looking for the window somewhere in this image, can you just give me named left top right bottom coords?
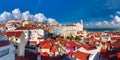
left=24, top=31, right=27, bottom=33
left=0, top=49, right=9, bottom=57
left=16, top=39, right=18, bottom=41
left=14, top=45, right=18, bottom=49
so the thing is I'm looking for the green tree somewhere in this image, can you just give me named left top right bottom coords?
left=75, top=36, right=80, bottom=41
left=66, top=36, right=70, bottom=40
left=70, top=36, right=74, bottom=39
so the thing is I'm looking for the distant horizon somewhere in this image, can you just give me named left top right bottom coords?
left=0, top=0, right=120, bottom=28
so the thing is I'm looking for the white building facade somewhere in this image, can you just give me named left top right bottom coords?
left=60, top=20, right=83, bottom=37
left=0, top=41, right=15, bottom=60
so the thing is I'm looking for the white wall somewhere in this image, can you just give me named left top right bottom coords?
left=0, top=44, right=15, bottom=60
left=18, top=33, right=26, bottom=56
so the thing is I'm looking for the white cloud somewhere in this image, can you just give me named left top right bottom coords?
left=86, top=11, right=120, bottom=28
left=103, top=21, right=108, bottom=24
left=0, top=8, right=57, bottom=24
left=48, top=18, right=57, bottom=24
left=0, top=11, right=12, bottom=21
left=110, top=21, right=115, bottom=25
left=116, top=11, right=120, bottom=15
left=22, top=11, right=31, bottom=20
left=12, top=8, right=22, bottom=19
left=34, top=13, right=47, bottom=22
left=114, top=15, right=120, bottom=23
left=96, top=22, right=102, bottom=26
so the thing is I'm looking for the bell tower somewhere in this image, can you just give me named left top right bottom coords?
left=80, top=19, right=83, bottom=24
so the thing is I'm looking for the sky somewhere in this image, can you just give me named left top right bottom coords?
left=0, top=0, right=120, bottom=28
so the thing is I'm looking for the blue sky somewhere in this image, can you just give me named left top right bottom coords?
left=0, top=0, right=120, bottom=28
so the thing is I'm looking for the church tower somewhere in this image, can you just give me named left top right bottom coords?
left=80, top=19, right=83, bottom=24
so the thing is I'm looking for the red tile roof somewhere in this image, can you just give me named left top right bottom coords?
left=105, top=42, right=112, bottom=47
left=5, top=31, right=22, bottom=37
left=82, top=44, right=96, bottom=50
left=118, top=52, right=120, bottom=60
left=0, top=41, right=10, bottom=47
left=50, top=46, right=57, bottom=53
left=77, top=31, right=84, bottom=34
left=38, top=37, right=44, bottom=39
left=75, top=43, right=82, bottom=48
left=29, top=41, right=37, bottom=45
left=0, top=24, right=5, bottom=28
left=57, top=38, right=68, bottom=46
left=73, top=51, right=89, bottom=60
left=38, top=41, right=50, bottom=49
left=95, top=40, right=102, bottom=43
left=40, top=52, right=49, bottom=56
left=110, top=37, right=120, bottom=40
left=100, top=48, right=118, bottom=59
left=66, top=40, right=76, bottom=48
left=16, top=25, right=39, bottom=30
left=112, top=42, right=120, bottom=48
left=50, top=39, right=56, bottom=44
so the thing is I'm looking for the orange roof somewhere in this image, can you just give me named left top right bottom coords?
left=110, top=37, right=120, bottom=40
left=73, top=51, right=89, bottom=60
left=66, top=40, right=76, bottom=48
left=118, top=52, right=120, bottom=60
left=5, top=31, right=22, bottom=37
left=0, top=24, right=5, bottom=28
left=38, top=41, right=50, bottom=48
left=77, top=31, right=84, bottom=34
left=29, top=41, right=37, bottom=45
left=57, top=37, right=64, bottom=42
left=105, top=42, right=112, bottom=47
left=50, top=46, right=57, bottom=53
left=100, top=48, right=118, bottom=59
left=38, top=37, right=44, bottom=39
left=50, top=39, right=55, bottom=44
left=16, top=25, right=39, bottom=30
left=82, top=44, right=96, bottom=50
left=95, top=40, right=102, bottom=43
left=112, top=42, right=120, bottom=48
left=40, top=52, right=49, bottom=56
left=75, top=43, right=82, bottom=48
left=0, top=41, right=10, bottom=47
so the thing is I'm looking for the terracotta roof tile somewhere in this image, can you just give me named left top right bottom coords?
left=50, top=46, right=57, bottom=53
left=118, top=52, right=120, bottom=60
left=66, top=40, right=76, bottom=48
left=5, top=31, right=22, bottom=37
left=82, top=44, right=96, bottom=50
left=73, top=51, right=89, bottom=60
left=0, top=24, right=5, bottom=28
left=16, top=25, right=39, bottom=30
left=29, top=41, right=37, bottom=45
left=110, top=37, right=120, bottom=40
left=38, top=41, right=50, bottom=48
left=40, top=52, right=49, bottom=56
